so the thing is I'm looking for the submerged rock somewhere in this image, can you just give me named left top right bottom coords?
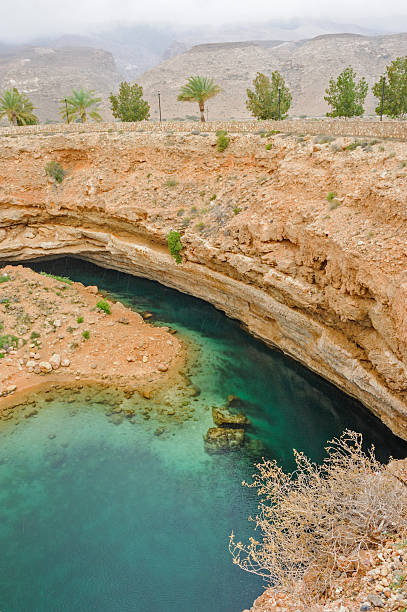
left=212, top=406, right=249, bottom=428
left=204, top=427, right=245, bottom=453
left=110, top=413, right=123, bottom=425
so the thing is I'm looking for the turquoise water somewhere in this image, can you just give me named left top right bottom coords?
left=1, top=257, right=406, bottom=612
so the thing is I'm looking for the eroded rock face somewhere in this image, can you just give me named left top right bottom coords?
left=1, top=130, right=407, bottom=438
left=212, top=406, right=250, bottom=428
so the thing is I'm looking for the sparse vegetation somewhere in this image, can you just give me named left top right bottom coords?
left=265, top=143, right=272, bottom=150
left=216, top=130, right=230, bottom=152
left=326, top=191, right=336, bottom=202
left=45, top=161, right=66, bottom=184
left=346, top=140, right=361, bottom=151
left=230, top=430, right=407, bottom=605
left=165, top=178, right=177, bottom=188
left=82, top=330, right=90, bottom=340
left=0, top=275, right=10, bottom=283
left=0, top=334, right=19, bottom=350
left=96, top=300, right=111, bottom=315
left=167, top=230, right=183, bottom=264
left=40, top=272, right=72, bottom=284
left=77, top=316, right=84, bottom=324
left=210, top=194, right=216, bottom=201
left=233, top=207, right=242, bottom=215
left=314, top=135, right=335, bottom=144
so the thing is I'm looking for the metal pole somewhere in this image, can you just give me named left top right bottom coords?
left=380, top=76, right=385, bottom=122
left=158, top=91, right=162, bottom=123
left=278, top=87, right=281, bottom=121
left=206, top=107, right=208, bottom=121
left=64, top=98, right=69, bottom=124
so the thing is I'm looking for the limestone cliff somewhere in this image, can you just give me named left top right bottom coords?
left=0, top=128, right=407, bottom=438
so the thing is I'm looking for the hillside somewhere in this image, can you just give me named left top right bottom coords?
left=138, top=32, right=407, bottom=120
left=0, top=46, right=121, bottom=123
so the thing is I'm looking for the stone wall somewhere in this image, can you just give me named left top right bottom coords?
left=0, top=118, right=407, bottom=140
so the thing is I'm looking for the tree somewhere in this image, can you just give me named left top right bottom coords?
left=0, top=88, right=38, bottom=126
left=177, top=76, right=221, bottom=122
left=246, top=71, right=292, bottom=120
left=373, top=57, right=407, bottom=119
left=60, top=89, right=102, bottom=123
left=324, top=67, right=368, bottom=118
left=109, top=81, right=150, bottom=122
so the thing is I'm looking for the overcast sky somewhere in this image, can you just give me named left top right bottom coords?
left=1, top=0, right=407, bottom=43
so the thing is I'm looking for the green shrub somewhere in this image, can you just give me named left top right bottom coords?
left=200, top=191, right=206, bottom=198
left=165, top=178, right=177, bottom=188
left=30, top=331, right=40, bottom=340
left=210, top=194, right=216, bottom=201
left=167, top=230, right=183, bottom=264
left=0, top=334, right=19, bottom=350
left=346, top=140, right=361, bottom=151
left=265, top=143, right=272, bottom=150
left=96, top=300, right=111, bottom=315
left=233, top=207, right=242, bottom=215
left=77, top=316, right=84, bottom=324
left=266, top=130, right=280, bottom=136
left=326, top=192, right=337, bottom=202
left=177, top=209, right=184, bottom=217
left=40, top=272, right=72, bottom=285
left=82, top=330, right=90, bottom=340
left=0, top=275, right=10, bottom=283
left=217, top=130, right=230, bottom=152
left=45, top=161, right=66, bottom=184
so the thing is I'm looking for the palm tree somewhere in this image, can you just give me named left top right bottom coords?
left=177, top=76, right=221, bottom=122
left=0, top=88, right=38, bottom=125
left=60, top=89, right=102, bottom=123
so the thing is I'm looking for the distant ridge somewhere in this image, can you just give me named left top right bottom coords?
left=137, top=32, right=407, bottom=120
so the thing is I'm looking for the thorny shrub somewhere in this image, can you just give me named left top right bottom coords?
left=229, top=430, right=407, bottom=605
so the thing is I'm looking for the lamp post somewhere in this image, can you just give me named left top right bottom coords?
left=157, top=91, right=162, bottom=123
left=64, top=98, right=69, bottom=124
left=278, top=87, right=281, bottom=121
left=380, top=76, right=385, bottom=122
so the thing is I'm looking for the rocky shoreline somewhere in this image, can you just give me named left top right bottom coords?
left=0, top=264, right=185, bottom=417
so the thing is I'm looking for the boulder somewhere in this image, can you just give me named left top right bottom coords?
left=212, top=406, right=250, bottom=428
left=204, top=427, right=245, bottom=453
left=39, top=361, right=52, bottom=373
left=49, top=353, right=61, bottom=370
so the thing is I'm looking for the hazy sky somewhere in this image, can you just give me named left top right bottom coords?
left=1, top=0, right=407, bottom=42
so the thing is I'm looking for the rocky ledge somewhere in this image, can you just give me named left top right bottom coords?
left=1, top=130, right=407, bottom=438
left=0, top=264, right=183, bottom=415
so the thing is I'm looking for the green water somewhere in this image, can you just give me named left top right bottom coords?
left=1, top=257, right=406, bottom=612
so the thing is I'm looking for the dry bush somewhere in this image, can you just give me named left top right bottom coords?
left=229, top=430, right=407, bottom=604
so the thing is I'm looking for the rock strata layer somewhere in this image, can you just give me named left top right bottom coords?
left=1, top=130, right=407, bottom=438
